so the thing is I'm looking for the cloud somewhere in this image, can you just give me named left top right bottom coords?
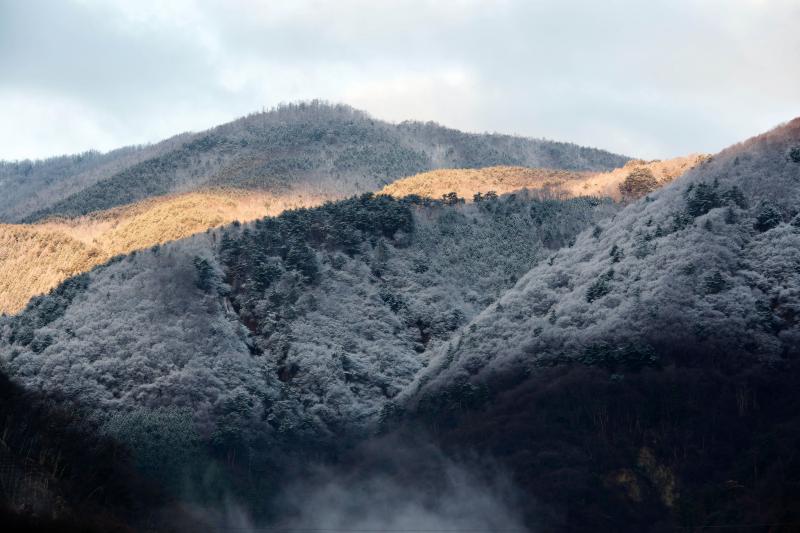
left=0, top=0, right=798, bottom=160
left=0, top=89, right=117, bottom=156
left=343, top=67, right=483, bottom=128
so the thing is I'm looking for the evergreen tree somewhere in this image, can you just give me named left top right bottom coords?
left=193, top=256, right=216, bottom=292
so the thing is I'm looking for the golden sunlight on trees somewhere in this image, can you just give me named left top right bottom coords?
left=379, top=155, right=707, bottom=204
left=0, top=189, right=327, bottom=314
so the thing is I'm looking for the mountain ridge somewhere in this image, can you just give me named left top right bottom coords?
left=0, top=133, right=193, bottom=223
left=407, top=117, right=800, bottom=400
left=2, top=101, right=629, bottom=223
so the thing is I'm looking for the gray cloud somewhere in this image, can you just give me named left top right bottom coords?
left=1, top=0, right=798, bottom=160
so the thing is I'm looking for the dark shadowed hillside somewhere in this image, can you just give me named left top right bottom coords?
left=397, top=118, right=800, bottom=529
left=9, top=101, right=628, bottom=223
left=0, top=369, right=195, bottom=532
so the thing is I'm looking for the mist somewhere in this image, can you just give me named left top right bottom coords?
left=186, top=436, right=529, bottom=533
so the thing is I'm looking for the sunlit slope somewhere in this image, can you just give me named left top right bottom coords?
left=1, top=155, right=704, bottom=314
left=0, top=225, right=98, bottom=315
left=0, top=189, right=327, bottom=314
left=571, top=154, right=709, bottom=200
left=380, top=155, right=707, bottom=201
left=380, top=166, right=590, bottom=199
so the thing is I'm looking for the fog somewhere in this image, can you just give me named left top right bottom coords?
left=189, top=438, right=528, bottom=533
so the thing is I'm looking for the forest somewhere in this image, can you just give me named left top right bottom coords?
left=3, top=102, right=628, bottom=223
left=0, top=114, right=798, bottom=531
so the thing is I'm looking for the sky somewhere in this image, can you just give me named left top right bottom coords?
left=0, top=0, right=798, bottom=161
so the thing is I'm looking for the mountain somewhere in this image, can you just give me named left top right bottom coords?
left=0, top=101, right=629, bottom=313
left=0, top=191, right=611, bottom=434
left=0, top=189, right=324, bottom=314
left=1, top=114, right=798, bottom=530
left=2, top=101, right=629, bottom=223
left=409, top=120, right=800, bottom=396
left=0, top=190, right=613, bottom=526
left=398, top=118, right=800, bottom=528
left=379, top=154, right=706, bottom=203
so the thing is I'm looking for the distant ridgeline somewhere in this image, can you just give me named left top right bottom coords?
left=0, top=101, right=628, bottom=223
left=0, top=136, right=191, bottom=223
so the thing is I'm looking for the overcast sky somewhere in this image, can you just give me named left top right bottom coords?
left=1, top=0, right=798, bottom=161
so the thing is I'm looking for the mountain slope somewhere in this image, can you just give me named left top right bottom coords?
left=14, top=102, right=629, bottom=223
left=0, top=190, right=324, bottom=314
left=408, top=119, right=800, bottom=398
left=0, top=192, right=612, bottom=437
left=0, top=191, right=614, bottom=525
left=0, top=134, right=192, bottom=222
left=580, top=154, right=708, bottom=201
left=369, top=118, right=800, bottom=530
left=379, top=155, right=706, bottom=203
left=380, top=166, right=590, bottom=200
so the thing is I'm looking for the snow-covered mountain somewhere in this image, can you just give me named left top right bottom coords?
left=1, top=191, right=611, bottom=439
left=408, top=118, right=800, bottom=403
left=1, top=117, right=798, bottom=531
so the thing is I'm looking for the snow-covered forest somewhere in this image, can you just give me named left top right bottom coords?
left=410, top=118, right=800, bottom=400
left=0, top=102, right=629, bottom=223
left=1, top=190, right=612, bottom=439
left=1, top=117, right=799, bottom=531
